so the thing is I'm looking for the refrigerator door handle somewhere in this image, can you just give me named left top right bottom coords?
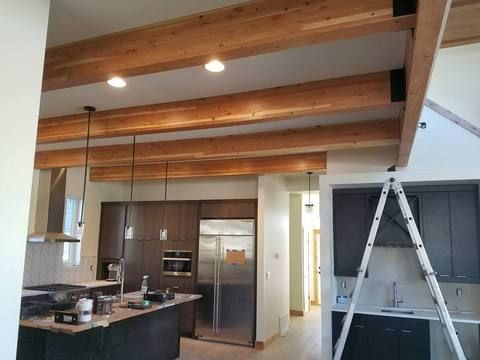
left=212, top=236, right=218, bottom=334
left=215, top=237, right=223, bottom=336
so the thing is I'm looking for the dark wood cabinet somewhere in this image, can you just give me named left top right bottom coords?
left=98, top=204, right=126, bottom=259
left=123, top=239, right=144, bottom=293
left=179, top=204, right=199, bottom=241
left=144, top=205, right=164, bottom=240
left=333, top=185, right=480, bottom=282
left=143, top=239, right=163, bottom=290
left=200, top=201, right=256, bottom=219
left=127, top=205, right=145, bottom=240
left=333, top=192, right=368, bottom=277
left=165, top=204, right=181, bottom=241
left=332, top=312, right=430, bottom=360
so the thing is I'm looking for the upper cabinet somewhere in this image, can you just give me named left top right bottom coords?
left=200, top=200, right=256, bottom=219
left=333, top=185, right=480, bottom=283
left=98, top=204, right=126, bottom=259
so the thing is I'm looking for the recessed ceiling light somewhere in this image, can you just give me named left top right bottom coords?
left=204, top=60, right=225, bottom=73
left=107, top=76, right=126, bottom=88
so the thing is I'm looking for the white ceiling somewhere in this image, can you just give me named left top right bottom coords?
left=40, top=1, right=407, bottom=152
left=47, top=0, right=245, bottom=47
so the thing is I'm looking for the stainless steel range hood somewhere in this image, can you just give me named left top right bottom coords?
left=27, top=168, right=80, bottom=243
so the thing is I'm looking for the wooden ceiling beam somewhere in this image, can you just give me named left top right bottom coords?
left=42, top=0, right=416, bottom=91
left=397, top=0, right=452, bottom=166
left=38, top=71, right=400, bottom=144
left=441, top=0, right=480, bottom=48
left=34, top=118, right=400, bottom=169
left=89, top=152, right=327, bottom=182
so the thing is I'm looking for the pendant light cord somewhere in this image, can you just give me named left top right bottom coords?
left=79, top=107, right=94, bottom=224
left=162, top=161, right=169, bottom=229
left=129, top=136, right=137, bottom=202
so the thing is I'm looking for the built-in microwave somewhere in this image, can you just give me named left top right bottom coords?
left=162, top=250, right=193, bottom=277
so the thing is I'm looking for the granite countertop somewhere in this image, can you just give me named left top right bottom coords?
left=19, top=292, right=202, bottom=334
left=332, top=304, right=480, bottom=324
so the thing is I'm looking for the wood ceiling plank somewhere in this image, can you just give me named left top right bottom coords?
left=34, top=118, right=400, bottom=169
left=397, top=0, right=452, bottom=166
left=38, top=71, right=398, bottom=144
left=442, top=0, right=480, bottom=48
left=89, top=152, right=327, bottom=181
left=42, top=0, right=416, bottom=90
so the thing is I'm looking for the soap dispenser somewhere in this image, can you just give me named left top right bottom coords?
left=141, top=275, right=150, bottom=298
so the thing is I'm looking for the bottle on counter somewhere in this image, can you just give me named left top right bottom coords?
left=141, top=275, right=149, bottom=298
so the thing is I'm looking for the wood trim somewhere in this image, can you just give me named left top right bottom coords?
left=397, top=0, right=452, bottom=166
left=425, top=98, right=480, bottom=138
left=89, top=153, right=327, bottom=182
left=42, top=0, right=416, bottom=91
left=38, top=71, right=396, bottom=144
left=34, top=118, right=400, bottom=169
left=255, top=331, right=280, bottom=351
left=441, top=0, right=480, bottom=48
left=290, top=310, right=305, bottom=317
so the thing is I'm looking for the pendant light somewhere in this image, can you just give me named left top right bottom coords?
left=160, top=161, right=169, bottom=241
left=124, top=135, right=136, bottom=240
left=76, top=105, right=96, bottom=239
left=305, top=171, right=314, bottom=210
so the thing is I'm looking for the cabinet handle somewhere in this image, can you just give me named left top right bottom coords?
left=455, top=275, right=468, bottom=278
left=354, top=325, right=365, bottom=329
left=384, top=328, right=396, bottom=332
left=401, top=330, right=413, bottom=333
left=439, top=274, right=450, bottom=277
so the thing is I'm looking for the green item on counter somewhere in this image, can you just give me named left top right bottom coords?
left=142, top=300, right=151, bottom=307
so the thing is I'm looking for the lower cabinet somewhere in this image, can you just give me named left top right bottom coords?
left=332, top=312, right=430, bottom=360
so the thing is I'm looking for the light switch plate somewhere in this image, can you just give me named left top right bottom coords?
left=266, top=272, right=272, bottom=280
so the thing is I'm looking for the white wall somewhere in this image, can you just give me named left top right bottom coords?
left=257, top=175, right=290, bottom=341
left=0, top=1, right=50, bottom=358
left=428, top=43, right=480, bottom=128
left=320, top=107, right=480, bottom=359
left=289, top=193, right=303, bottom=312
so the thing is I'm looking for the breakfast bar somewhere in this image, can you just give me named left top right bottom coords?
left=17, top=293, right=201, bottom=360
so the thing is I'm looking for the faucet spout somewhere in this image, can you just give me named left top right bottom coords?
left=393, top=282, right=403, bottom=308
left=118, top=258, right=125, bottom=303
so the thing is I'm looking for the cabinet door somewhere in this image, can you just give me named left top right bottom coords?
left=126, top=205, right=145, bottom=240
left=160, top=277, right=195, bottom=335
left=165, top=204, right=181, bottom=241
left=368, top=317, right=398, bottom=360
left=333, top=193, right=368, bottom=277
left=180, top=204, right=199, bottom=241
left=200, top=202, right=256, bottom=219
left=397, top=318, right=430, bottom=360
left=124, top=239, right=144, bottom=293
left=143, top=239, right=162, bottom=290
left=98, top=204, right=126, bottom=259
left=450, top=190, right=480, bottom=280
left=367, top=192, right=420, bottom=247
left=144, top=205, right=164, bottom=240
left=332, top=312, right=369, bottom=360
left=422, top=192, right=453, bottom=279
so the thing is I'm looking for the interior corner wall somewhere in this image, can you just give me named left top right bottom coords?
left=256, top=175, right=290, bottom=342
left=0, top=1, right=50, bottom=358
left=289, top=193, right=304, bottom=312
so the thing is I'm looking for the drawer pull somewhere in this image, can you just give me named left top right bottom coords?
left=455, top=275, right=468, bottom=278
left=354, top=325, right=365, bottom=329
left=384, top=328, right=395, bottom=332
left=439, top=274, right=450, bottom=277
left=401, top=330, right=413, bottom=333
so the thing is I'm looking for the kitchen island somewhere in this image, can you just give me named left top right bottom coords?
left=18, top=293, right=201, bottom=360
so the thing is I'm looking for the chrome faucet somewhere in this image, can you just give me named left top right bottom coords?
left=118, top=258, right=126, bottom=303
left=393, top=282, right=403, bottom=308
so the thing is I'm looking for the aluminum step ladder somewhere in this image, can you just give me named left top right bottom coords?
left=333, top=178, right=466, bottom=360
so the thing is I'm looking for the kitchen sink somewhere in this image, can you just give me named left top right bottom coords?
left=381, top=308, right=415, bottom=315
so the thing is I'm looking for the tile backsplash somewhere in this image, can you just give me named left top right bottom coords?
left=336, top=247, right=480, bottom=312
left=23, top=242, right=97, bottom=286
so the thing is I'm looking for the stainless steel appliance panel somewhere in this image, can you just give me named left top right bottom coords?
left=196, top=219, right=255, bottom=346
left=196, top=234, right=218, bottom=339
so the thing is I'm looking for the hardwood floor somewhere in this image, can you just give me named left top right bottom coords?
left=179, top=306, right=322, bottom=360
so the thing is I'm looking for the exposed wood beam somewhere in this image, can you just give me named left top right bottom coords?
left=38, top=71, right=400, bottom=144
left=42, top=0, right=416, bottom=91
left=397, top=0, right=452, bottom=166
left=442, top=0, right=480, bottom=48
left=34, top=118, right=399, bottom=169
left=89, top=153, right=327, bottom=181
left=425, top=98, right=480, bottom=138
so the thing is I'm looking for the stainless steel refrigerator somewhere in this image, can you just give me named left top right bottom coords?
left=195, top=219, right=256, bottom=346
